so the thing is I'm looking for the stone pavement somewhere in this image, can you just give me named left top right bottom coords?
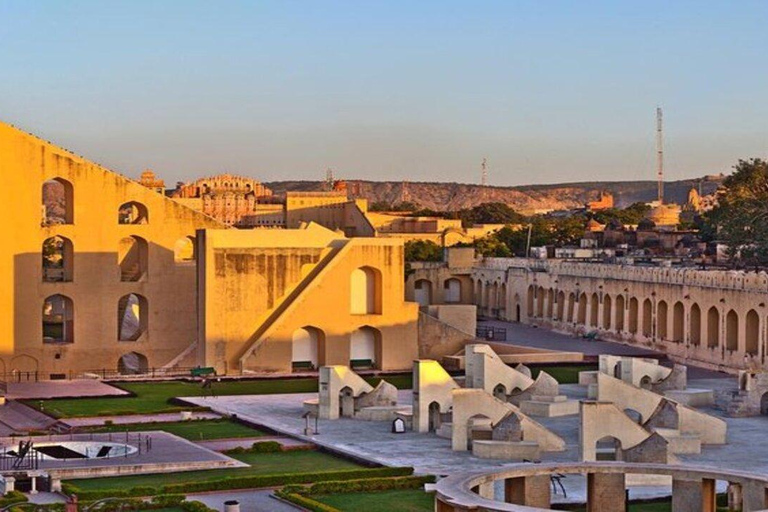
left=6, top=380, right=128, bottom=400
left=189, top=490, right=298, bottom=512
left=481, top=320, right=729, bottom=379
left=196, top=436, right=311, bottom=452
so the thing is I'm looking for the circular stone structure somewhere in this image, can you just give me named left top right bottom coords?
left=432, top=462, right=768, bottom=512
left=23, top=441, right=138, bottom=460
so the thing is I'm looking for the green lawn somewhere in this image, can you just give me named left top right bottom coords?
left=65, top=450, right=362, bottom=492
left=530, top=365, right=596, bottom=384
left=29, top=375, right=412, bottom=418
left=314, top=489, right=433, bottom=512
left=80, top=418, right=264, bottom=441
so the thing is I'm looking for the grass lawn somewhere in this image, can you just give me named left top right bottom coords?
left=530, top=364, right=596, bottom=384
left=80, top=418, right=264, bottom=441
left=29, top=375, right=412, bottom=418
left=65, top=450, right=363, bottom=492
left=314, top=489, right=433, bottom=512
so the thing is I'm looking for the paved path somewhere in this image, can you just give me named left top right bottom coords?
left=481, top=320, right=729, bottom=379
left=189, top=490, right=298, bottom=511
left=6, top=380, right=128, bottom=400
left=63, top=411, right=221, bottom=428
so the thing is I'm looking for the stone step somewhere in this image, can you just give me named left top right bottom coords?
left=520, top=398, right=579, bottom=418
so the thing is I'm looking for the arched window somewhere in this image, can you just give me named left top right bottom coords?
left=726, top=309, right=738, bottom=351
left=657, top=300, right=668, bottom=340
left=350, top=267, right=381, bottom=314
left=118, top=201, right=149, bottom=224
left=690, top=304, right=701, bottom=346
left=602, top=295, right=612, bottom=330
left=615, top=295, right=625, bottom=332
left=443, top=278, right=461, bottom=304
left=350, top=326, right=381, bottom=369
left=292, top=327, right=324, bottom=370
left=43, top=294, right=74, bottom=343
left=118, top=293, right=148, bottom=341
left=414, top=279, right=433, bottom=307
left=118, top=236, right=148, bottom=282
left=642, top=299, right=653, bottom=337
left=707, top=307, right=720, bottom=348
left=42, top=178, right=74, bottom=225
left=526, top=286, right=535, bottom=318
left=118, top=352, right=149, bottom=375
left=42, top=236, right=73, bottom=282
left=672, top=302, right=684, bottom=343
left=174, top=236, right=196, bottom=262
left=577, top=293, right=587, bottom=324
left=746, top=310, right=759, bottom=355
left=589, top=293, right=599, bottom=327
left=628, top=298, right=639, bottom=334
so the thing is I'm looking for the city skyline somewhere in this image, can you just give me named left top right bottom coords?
left=2, top=1, right=767, bottom=186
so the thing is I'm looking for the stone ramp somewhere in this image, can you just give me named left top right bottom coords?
left=0, top=401, right=57, bottom=433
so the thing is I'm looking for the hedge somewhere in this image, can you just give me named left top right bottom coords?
left=0, top=490, right=27, bottom=508
left=63, top=466, right=414, bottom=501
left=277, top=493, right=340, bottom=512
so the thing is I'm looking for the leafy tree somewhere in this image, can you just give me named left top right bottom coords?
left=369, top=201, right=392, bottom=212
left=591, top=202, right=650, bottom=225
left=403, top=240, right=443, bottom=262
left=704, top=158, right=768, bottom=267
left=458, top=202, right=525, bottom=226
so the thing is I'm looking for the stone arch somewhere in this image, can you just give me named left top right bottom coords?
left=536, top=286, right=545, bottom=317
left=628, top=298, right=639, bottom=334
left=577, top=293, right=588, bottom=325
left=690, top=303, right=701, bottom=346
left=350, top=267, right=381, bottom=315
left=615, top=295, right=625, bottom=331
left=292, top=326, right=324, bottom=370
left=746, top=309, right=759, bottom=356
left=513, top=293, right=521, bottom=322
left=556, top=291, right=565, bottom=321
left=595, top=435, right=622, bottom=461
left=414, top=279, right=433, bottom=307
left=42, top=294, right=74, bottom=344
left=546, top=288, right=554, bottom=319
left=174, top=236, right=196, bottom=262
left=526, top=285, right=535, bottom=318
left=491, top=282, right=500, bottom=313
left=117, top=293, right=148, bottom=341
left=707, top=307, right=720, bottom=348
left=493, top=383, right=507, bottom=400
left=726, top=309, right=738, bottom=351
left=118, top=235, right=148, bottom=282
left=42, top=235, right=73, bottom=282
left=672, top=301, right=684, bottom=343
left=642, top=298, right=653, bottom=337
left=567, top=292, right=575, bottom=322
left=466, top=413, right=492, bottom=449
left=602, top=294, right=612, bottom=330
left=118, top=201, right=149, bottom=224
left=10, top=355, right=38, bottom=376
left=42, top=177, right=74, bottom=225
left=589, top=293, right=599, bottom=327
left=499, top=283, right=507, bottom=315
left=428, top=401, right=442, bottom=432
left=444, top=278, right=462, bottom=303
left=350, top=326, right=381, bottom=369
left=118, top=352, right=148, bottom=375
left=657, top=300, right=668, bottom=340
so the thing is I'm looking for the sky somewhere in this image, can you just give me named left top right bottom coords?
left=1, top=1, right=767, bottom=187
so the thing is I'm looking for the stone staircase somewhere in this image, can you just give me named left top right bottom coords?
left=120, top=263, right=142, bottom=281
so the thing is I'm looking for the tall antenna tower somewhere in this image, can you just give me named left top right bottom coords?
left=656, top=107, right=664, bottom=204
left=481, top=158, right=488, bottom=186
left=325, top=167, right=335, bottom=191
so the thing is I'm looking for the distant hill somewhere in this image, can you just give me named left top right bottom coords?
left=265, top=175, right=724, bottom=212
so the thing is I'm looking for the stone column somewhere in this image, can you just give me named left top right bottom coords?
left=504, top=475, right=551, bottom=508
left=672, top=478, right=705, bottom=512
left=701, top=478, right=717, bottom=512
left=29, top=475, right=37, bottom=495
left=476, top=481, right=494, bottom=500
left=587, top=472, right=625, bottom=512
left=741, top=481, right=767, bottom=512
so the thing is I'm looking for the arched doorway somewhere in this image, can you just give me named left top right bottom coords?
left=589, top=293, right=599, bottom=327
left=726, top=310, right=738, bottom=351
left=577, top=293, right=587, bottom=324
left=118, top=294, right=148, bottom=341
left=642, top=299, right=653, bottom=337
left=657, top=300, right=668, bottom=340
left=118, top=236, right=148, bottom=282
left=690, top=304, right=701, bottom=346
left=628, top=298, right=639, bottom=334
left=672, top=302, right=684, bottom=343
left=42, top=236, right=74, bottom=282
left=595, top=436, right=622, bottom=461
left=707, top=307, right=720, bottom=348
left=746, top=310, right=759, bottom=355
left=428, top=401, right=442, bottom=432
left=43, top=294, right=74, bottom=344
left=602, top=294, right=612, bottom=330
left=350, top=327, right=380, bottom=369
left=118, top=352, right=148, bottom=375
left=42, top=178, right=74, bottom=225
left=174, top=236, right=196, bottom=262
left=444, top=278, right=461, bottom=303
left=414, top=279, right=433, bottom=307
left=292, top=327, right=324, bottom=370
left=339, top=386, right=355, bottom=418
left=350, top=267, right=381, bottom=314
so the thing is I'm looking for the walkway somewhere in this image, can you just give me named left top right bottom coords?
left=62, top=411, right=221, bottom=428
left=188, top=489, right=298, bottom=511
left=5, top=380, right=128, bottom=400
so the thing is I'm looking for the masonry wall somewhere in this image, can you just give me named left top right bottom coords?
left=0, top=121, right=225, bottom=377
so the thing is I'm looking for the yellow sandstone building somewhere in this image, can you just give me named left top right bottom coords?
left=0, top=121, right=421, bottom=378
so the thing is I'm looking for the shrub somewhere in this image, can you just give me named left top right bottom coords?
left=305, top=475, right=435, bottom=495
left=276, top=493, right=340, bottom=512
left=151, top=494, right=185, bottom=507
left=0, top=490, right=27, bottom=507
left=224, top=440, right=282, bottom=455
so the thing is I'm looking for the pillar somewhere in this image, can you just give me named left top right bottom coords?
left=30, top=475, right=37, bottom=495
left=742, top=481, right=767, bottom=512
left=505, top=475, right=551, bottom=508
left=587, top=472, right=625, bottom=512
left=672, top=478, right=705, bottom=512
left=701, top=478, right=717, bottom=512
left=475, top=481, right=494, bottom=500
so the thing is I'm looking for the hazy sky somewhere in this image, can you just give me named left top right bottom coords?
left=1, top=1, right=767, bottom=186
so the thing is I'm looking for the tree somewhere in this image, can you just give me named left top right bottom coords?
left=458, top=202, right=525, bottom=226
left=704, top=159, right=768, bottom=267
left=592, top=202, right=650, bottom=225
left=404, top=240, right=443, bottom=262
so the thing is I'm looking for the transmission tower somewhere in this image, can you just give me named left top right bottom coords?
left=481, top=158, right=488, bottom=186
left=325, top=168, right=335, bottom=191
left=656, top=107, right=664, bottom=204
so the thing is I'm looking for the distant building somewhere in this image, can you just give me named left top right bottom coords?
left=586, top=191, right=614, bottom=211
left=138, top=169, right=166, bottom=194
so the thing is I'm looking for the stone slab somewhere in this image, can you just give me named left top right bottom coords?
left=664, top=388, right=715, bottom=408
left=520, top=399, right=579, bottom=417
left=472, top=440, right=540, bottom=460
